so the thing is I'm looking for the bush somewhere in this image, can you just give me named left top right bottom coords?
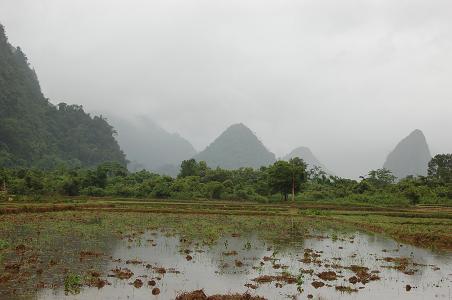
left=404, top=187, right=421, bottom=205
left=81, top=186, right=105, bottom=197
left=152, top=181, right=171, bottom=198
left=353, top=180, right=372, bottom=194
left=205, top=181, right=224, bottom=199
left=59, top=178, right=80, bottom=196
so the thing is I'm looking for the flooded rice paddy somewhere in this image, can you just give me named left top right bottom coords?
left=0, top=212, right=451, bottom=299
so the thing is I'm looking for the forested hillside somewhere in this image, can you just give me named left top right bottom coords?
left=0, top=24, right=126, bottom=168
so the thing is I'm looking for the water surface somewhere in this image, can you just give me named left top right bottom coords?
left=33, top=229, right=452, bottom=300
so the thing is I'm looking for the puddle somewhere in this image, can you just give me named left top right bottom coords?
left=27, top=229, right=452, bottom=300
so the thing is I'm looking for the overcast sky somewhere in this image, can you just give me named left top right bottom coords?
left=1, top=0, right=451, bottom=178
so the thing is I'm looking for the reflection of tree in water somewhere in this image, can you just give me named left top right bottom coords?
left=0, top=222, right=120, bottom=299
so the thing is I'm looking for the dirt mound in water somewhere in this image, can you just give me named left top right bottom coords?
left=176, top=289, right=266, bottom=300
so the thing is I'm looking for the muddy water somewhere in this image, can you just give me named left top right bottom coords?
left=33, top=229, right=452, bottom=300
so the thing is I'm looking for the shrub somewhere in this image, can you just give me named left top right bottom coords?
left=205, top=181, right=224, bottom=199
left=353, top=180, right=372, bottom=194
left=81, top=186, right=105, bottom=197
left=404, top=187, right=421, bottom=205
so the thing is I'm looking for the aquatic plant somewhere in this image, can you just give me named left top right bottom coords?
left=64, top=273, right=82, bottom=295
left=0, top=239, right=9, bottom=250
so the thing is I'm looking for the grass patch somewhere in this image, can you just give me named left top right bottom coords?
left=0, top=239, right=9, bottom=250
left=64, top=273, right=82, bottom=295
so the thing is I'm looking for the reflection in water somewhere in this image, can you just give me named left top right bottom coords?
left=34, top=229, right=451, bottom=300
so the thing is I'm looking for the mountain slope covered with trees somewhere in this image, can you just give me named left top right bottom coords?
left=0, top=24, right=126, bottom=168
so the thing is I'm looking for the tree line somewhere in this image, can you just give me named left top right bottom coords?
left=1, top=154, right=451, bottom=206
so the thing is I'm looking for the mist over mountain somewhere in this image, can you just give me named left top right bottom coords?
left=282, top=147, right=333, bottom=174
left=194, top=123, right=275, bottom=169
left=109, top=116, right=197, bottom=176
left=383, top=129, right=432, bottom=179
left=0, top=24, right=126, bottom=168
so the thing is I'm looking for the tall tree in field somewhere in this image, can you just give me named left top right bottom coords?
left=289, top=157, right=308, bottom=201
left=268, top=158, right=307, bottom=201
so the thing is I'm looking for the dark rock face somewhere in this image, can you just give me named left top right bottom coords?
left=194, top=123, right=275, bottom=169
left=282, top=147, right=332, bottom=174
left=383, top=129, right=431, bottom=179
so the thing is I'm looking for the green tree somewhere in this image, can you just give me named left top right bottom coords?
left=179, top=159, right=199, bottom=178
left=428, top=154, right=452, bottom=183
left=178, top=159, right=209, bottom=178
left=205, top=181, right=224, bottom=199
left=268, top=158, right=307, bottom=201
left=367, top=168, right=396, bottom=188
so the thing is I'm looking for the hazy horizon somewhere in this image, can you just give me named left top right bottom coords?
left=1, top=0, right=451, bottom=178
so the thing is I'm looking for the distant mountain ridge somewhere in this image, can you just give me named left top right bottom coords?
left=110, top=116, right=197, bottom=176
left=194, top=123, right=276, bottom=169
left=383, top=129, right=432, bottom=179
left=282, top=146, right=332, bottom=174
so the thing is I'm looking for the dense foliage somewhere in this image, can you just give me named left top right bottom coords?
left=1, top=154, right=451, bottom=206
left=0, top=24, right=126, bottom=168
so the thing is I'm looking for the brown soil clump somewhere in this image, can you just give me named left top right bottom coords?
left=381, top=257, right=418, bottom=274
left=244, top=283, right=257, bottom=289
left=90, top=271, right=101, bottom=277
left=317, top=271, right=337, bottom=281
left=252, top=274, right=296, bottom=284
left=223, top=251, right=238, bottom=256
left=109, top=268, right=133, bottom=280
left=154, top=267, right=166, bottom=274
left=132, top=279, right=143, bottom=288
left=335, top=285, right=358, bottom=293
left=299, top=269, right=314, bottom=275
left=86, top=277, right=108, bottom=289
left=176, top=289, right=267, bottom=300
left=125, top=259, right=143, bottom=265
left=348, top=276, right=358, bottom=284
left=235, top=260, right=244, bottom=267
left=148, top=280, right=156, bottom=286
left=15, top=244, right=27, bottom=253
left=311, top=281, right=325, bottom=289
left=80, top=251, right=102, bottom=258
left=346, top=265, right=380, bottom=284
